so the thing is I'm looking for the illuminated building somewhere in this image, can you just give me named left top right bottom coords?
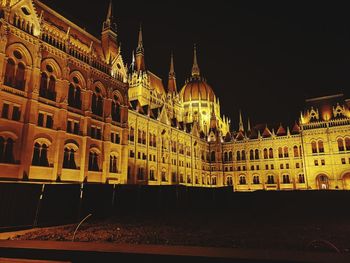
left=0, top=1, right=349, bottom=190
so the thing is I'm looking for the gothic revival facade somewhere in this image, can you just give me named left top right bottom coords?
left=0, top=1, right=349, bottom=190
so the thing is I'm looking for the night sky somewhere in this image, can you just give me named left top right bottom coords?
left=40, top=0, right=350, bottom=129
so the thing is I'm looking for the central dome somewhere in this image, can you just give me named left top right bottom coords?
left=180, top=78, right=215, bottom=102
left=180, top=45, right=216, bottom=103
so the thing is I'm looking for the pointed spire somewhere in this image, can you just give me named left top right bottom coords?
left=168, top=52, right=177, bottom=94
left=137, top=24, right=144, bottom=52
left=103, top=0, right=117, bottom=32
left=239, top=110, right=244, bottom=132
left=135, top=24, right=145, bottom=71
left=191, top=44, right=200, bottom=78
left=247, top=118, right=251, bottom=132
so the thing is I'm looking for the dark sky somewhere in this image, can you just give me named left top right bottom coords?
left=40, top=0, right=350, bottom=129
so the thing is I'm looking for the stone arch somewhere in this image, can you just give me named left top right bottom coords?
left=93, top=80, right=107, bottom=97
left=316, top=173, right=330, bottom=190
left=341, top=171, right=350, bottom=190
left=41, top=57, right=63, bottom=79
left=69, top=70, right=86, bottom=89
left=89, top=146, right=101, bottom=155
left=112, top=90, right=125, bottom=105
left=33, top=136, right=52, bottom=146
left=0, top=131, right=18, bottom=141
left=6, top=42, right=33, bottom=66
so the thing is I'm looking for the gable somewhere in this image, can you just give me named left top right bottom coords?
left=10, top=0, right=41, bottom=36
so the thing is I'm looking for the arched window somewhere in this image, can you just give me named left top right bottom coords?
left=263, top=148, right=268, bottom=159
left=226, top=176, right=233, bottom=186
left=129, top=127, right=135, bottom=141
left=224, top=152, right=228, bottom=162
left=152, top=134, right=156, bottom=147
left=142, top=131, right=146, bottom=145
left=283, top=147, right=289, bottom=158
left=91, top=87, right=103, bottom=116
left=298, top=174, right=305, bottom=183
left=249, top=150, right=254, bottom=160
left=267, top=175, right=275, bottom=184
left=48, top=76, right=56, bottom=100
left=293, top=145, right=299, bottom=157
left=255, top=149, right=259, bottom=160
left=311, top=141, right=317, bottom=154
left=109, top=155, right=117, bottom=173
left=32, top=143, right=49, bottom=167
left=269, top=148, right=274, bottom=159
left=32, top=143, right=40, bottom=166
left=111, top=96, right=121, bottom=122
left=278, top=147, right=283, bottom=158
left=345, top=137, right=350, bottom=151
left=210, top=151, right=215, bottom=162
left=88, top=152, right=99, bottom=171
left=40, top=144, right=49, bottom=167
left=318, top=141, right=324, bottom=153
left=4, top=138, right=14, bottom=163
left=39, top=71, right=56, bottom=101
left=283, top=174, right=290, bottom=184
left=338, top=138, right=345, bottom=151
left=241, top=150, right=246, bottom=160
left=15, top=63, right=25, bottom=90
left=228, top=151, right=233, bottom=161
left=40, top=73, right=48, bottom=97
left=236, top=151, right=241, bottom=161
left=4, top=59, right=15, bottom=87
left=0, top=137, right=4, bottom=163
left=239, top=176, right=246, bottom=185
left=63, top=147, right=77, bottom=169
left=253, top=176, right=260, bottom=184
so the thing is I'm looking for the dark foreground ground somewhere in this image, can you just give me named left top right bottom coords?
left=11, top=211, right=350, bottom=254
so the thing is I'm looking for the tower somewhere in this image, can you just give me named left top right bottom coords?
left=135, top=24, right=146, bottom=72
left=167, top=52, right=177, bottom=95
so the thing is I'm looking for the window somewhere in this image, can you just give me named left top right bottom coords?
left=341, top=158, right=346, bottom=165
left=15, top=63, right=25, bottom=90
left=46, top=115, right=53, bottom=129
left=172, top=172, right=177, bottom=183
left=228, top=151, right=233, bottom=161
left=346, top=138, right=350, bottom=151
left=278, top=147, right=283, bottom=158
left=63, top=148, right=77, bottom=169
left=9, top=104, right=20, bottom=120
left=311, top=141, right=317, bottom=154
left=111, top=132, right=120, bottom=144
left=321, top=159, right=325, bottom=166
left=271, top=164, right=274, bottom=169
left=282, top=175, right=290, bottom=184
left=37, top=113, right=44, bottom=127
left=90, top=126, right=102, bottom=140
left=256, top=165, right=260, bottom=170
left=298, top=174, right=305, bottom=184
left=296, top=163, right=300, bottom=169
left=226, top=177, right=233, bottom=186
left=137, top=167, right=145, bottom=180
left=286, top=163, right=289, bottom=169
left=250, top=150, right=254, bottom=160
left=251, top=165, right=254, bottom=171
left=0, top=137, right=15, bottom=163
left=318, top=141, right=324, bottom=153
left=241, top=150, right=246, bottom=160
left=224, top=152, right=228, bottom=162
left=263, top=148, right=268, bottom=159
left=269, top=148, right=274, bottom=159
left=150, top=170, right=156, bottom=181
left=267, top=175, right=275, bottom=184
left=212, top=177, right=217, bottom=185
left=4, top=59, right=15, bottom=87
left=161, top=171, right=167, bottom=182
left=314, top=160, right=318, bottom=166
left=280, top=163, right=284, bottom=169
left=265, top=164, right=269, bottom=170
left=1, top=103, right=9, bottom=119
left=293, top=145, right=299, bottom=157
left=88, top=152, right=99, bottom=171
left=109, top=156, right=118, bottom=173
left=236, top=151, right=241, bottom=161
left=91, top=87, right=103, bottom=116
left=111, top=96, right=121, bottom=122
left=68, top=82, right=82, bottom=109
left=32, top=143, right=49, bottom=167
left=239, top=176, right=246, bottom=185
left=243, top=166, right=246, bottom=171
left=253, top=176, right=260, bottom=184
left=129, top=127, right=135, bottom=142
left=284, top=147, right=289, bottom=158
left=338, top=138, right=345, bottom=151
left=210, top=151, right=215, bottom=162
left=255, top=149, right=259, bottom=160
left=138, top=152, right=141, bottom=159
left=39, top=72, right=56, bottom=101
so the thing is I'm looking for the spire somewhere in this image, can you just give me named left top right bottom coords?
left=167, top=52, right=177, bottom=94
left=103, top=0, right=117, bottom=32
left=191, top=44, right=200, bottom=78
left=137, top=24, right=144, bottom=53
left=135, top=24, right=145, bottom=71
left=239, top=110, right=244, bottom=132
left=247, top=118, right=251, bottom=132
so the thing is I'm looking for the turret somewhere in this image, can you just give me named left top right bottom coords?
left=167, top=52, right=177, bottom=95
left=135, top=24, right=146, bottom=71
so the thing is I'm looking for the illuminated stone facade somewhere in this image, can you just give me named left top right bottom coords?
left=0, top=1, right=349, bottom=190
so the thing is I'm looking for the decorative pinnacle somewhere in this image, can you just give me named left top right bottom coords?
left=191, top=44, right=200, bottom=77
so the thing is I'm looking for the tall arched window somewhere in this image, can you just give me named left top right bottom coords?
left=91, top=87, right=103, bottom=116
left=224, top=152, right=228, bottom=162
left=32, top=143, right=49, bottom=167
left=111, top=96, right=121, bottom=122
left=345, top=137, right=350, bottom=151
left=129, top=127, right=134, bottom=141
left=68, top=78, right=82, bottom=109
left=88, top=152, right=99, bottom=171
left=228, top=151, right=233, bottom=161
left=239, top=176, right=246, bottom=185
left=241, top=150, right=246, bottom=160
left=249, top=150, right=254, bottom=160
left=236, top=151, right=241, bottom=161
left=210, top=151, right=215, bottom=162
left=255, top=149, right=259, bottom=160
left=293, top=145, right=299, bottom=157
left=263, top=148, right=268, bottom=159
left=15, top=63, right=25, bottom=90
left=40, top=73, right=48, bottom=97
left=311, top=141, right=317, bottom=154
left=283, top=147, right=289, bottom=158
left=39, top=69, right=56, bottom=101
left=48, top=76, right=56, bottom=100
left=269, top=148, right=274, bottom=159
left=278, top=147, right=283, bottom=158
left=318, top=141, right=324, bottom=153
left=109, top=155, right=117, bottom=173
left=4, top=59, right=15, bottom=87
left=63, top=147, right=76, bottom=169
left=4, top=138, right=14, bottom=163
left=338, top=138, right=345, bottom=151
